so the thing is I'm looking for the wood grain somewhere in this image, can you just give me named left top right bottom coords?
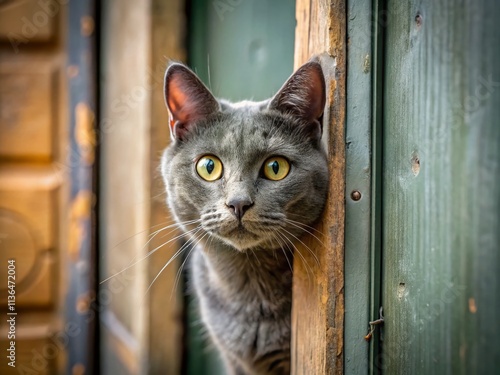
left=292, top=1, right=346, bottom=374
left=147, top=0, right=186, bottom=373
left=382, top=1, right=500, bottom=373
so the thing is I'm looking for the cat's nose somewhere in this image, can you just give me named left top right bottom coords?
left=226, top=198, right=254, bottom=220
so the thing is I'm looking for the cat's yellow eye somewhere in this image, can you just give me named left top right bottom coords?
left=196, top=155, right=223, bottom=181
left=263, top=157, right=290, bottom=181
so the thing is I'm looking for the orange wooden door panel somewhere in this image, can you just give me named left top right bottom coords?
left=0, top=58, right=61, bottom=161
left=0, top=1, right=68, bottom=374
left=0, top=166, right=60, bottom=307
left=0, top=0, right=57, bottom=43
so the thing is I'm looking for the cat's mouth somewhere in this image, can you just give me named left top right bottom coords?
left=220, top=225, right=261, bottom=250
left=200, top=209, right=283, bottom=251
left=209, top=222, right=268, bottom=251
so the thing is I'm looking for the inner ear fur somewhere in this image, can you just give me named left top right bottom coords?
left=164, top=63, right=219, bottom=140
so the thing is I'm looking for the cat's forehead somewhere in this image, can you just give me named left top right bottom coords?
left=217, top=111, right=278, bottom=154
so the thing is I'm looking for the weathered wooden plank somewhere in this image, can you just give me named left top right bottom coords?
left=99, top=1, right=151, bottom=373
left=292, top=1, right=346, bottom=374
left=147, top=0, right=186, bottom=374
left=344, top=0, right=374, bottom=373
left=382, top=0, right=500, bottom=373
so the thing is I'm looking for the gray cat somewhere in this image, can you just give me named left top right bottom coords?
left=161, top=60, right=329, bottom=375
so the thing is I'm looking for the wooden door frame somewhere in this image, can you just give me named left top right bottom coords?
left=98, top=0, right=186, bottom=374
left=292, top=1, right=346, bottom=374
left=147, top=0, right=186, bottom=373
left=292, top=1, right=378, bottom=374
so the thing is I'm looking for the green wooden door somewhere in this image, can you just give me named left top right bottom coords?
left=189, top=0, right=296, bottom=102
left=186, top=1, right=296, bottom=374
left=380, top=1, right=500, bottom=373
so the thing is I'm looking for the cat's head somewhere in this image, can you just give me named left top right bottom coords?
left=161, top=61, right=329, bottom=252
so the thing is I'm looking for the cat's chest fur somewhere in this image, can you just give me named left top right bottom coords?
left=191, top=245, right=292, bottom=374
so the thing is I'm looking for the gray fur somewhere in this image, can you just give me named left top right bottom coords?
left=161, top=62, right=329, bottom=375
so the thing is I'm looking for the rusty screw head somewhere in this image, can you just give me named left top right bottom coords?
left=351, top=190, right=362, bottom=201
left=415, top=13, right=423, bottom=29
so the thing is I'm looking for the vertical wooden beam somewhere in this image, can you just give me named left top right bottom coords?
left=99, top=1, right=151, bottom=373
left=66, top=0, right=97, bottom=373
left=147, top=0, right=186, bottom=373
left=292, top=1, right=346, bottom=374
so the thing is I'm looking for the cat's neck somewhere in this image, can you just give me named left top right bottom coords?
left=195, top=238, right=293, bottom=300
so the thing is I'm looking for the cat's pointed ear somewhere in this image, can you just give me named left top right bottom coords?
left=269, top=61, right=326, bottom=140
left=164, top=63, right=219, bottom=141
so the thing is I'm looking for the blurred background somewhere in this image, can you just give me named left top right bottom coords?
left=0, top=0, right=296, bottom=374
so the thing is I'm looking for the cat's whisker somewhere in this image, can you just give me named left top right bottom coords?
left=283, top=219, right=325, bottom=247
left=200, top=209, right=228, bottom=219
left=251, top=248, right=262, bottom=266
left=203, top=231, right=216, bottom=258
left=284, top=217, right=324, bottom=235
left=150, top=190, right=167, bottom=200
left=155, top=219, right=202, bottom=240
left=108, top=218, right=199, bottom=260
left=100, top=225, right=201, bottom=284
left=280, top=227, right=320, bottom=266
left=108, top=219, right=176, bottom=252
left=172, top=231, right=211, bottom=298
left=145, top=226, right=205, bottom=299
left=281, top=228, right=314, bottom=283
left=172, top=230, right=206, bottom=292
left=142, top=221, right=193, bottom=255
left=126, top=219, right=202, bottom=265
left=291, top=248, right=313, bottom=287
left=150, top=218, right=201, bottom=237
left=207, top=54, right=212, bottom=90
left=281, top=249, right=293, bottom=274
left=276, top=229, right=313, bottom=286
left=208, top=232, right=216, bottom=250
left=271, top=232, right=293, bottom=273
